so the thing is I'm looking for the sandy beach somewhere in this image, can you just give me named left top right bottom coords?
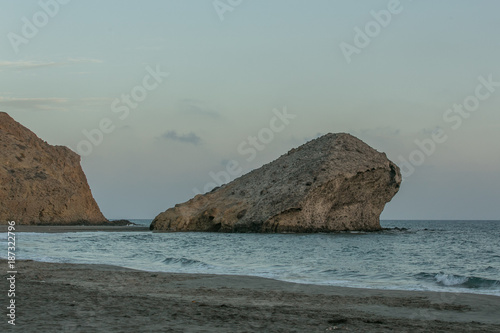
left=2, top=259, right=499, bottom=332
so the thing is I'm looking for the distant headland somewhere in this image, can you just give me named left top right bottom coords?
left=0, top=112, right=109, bottom=225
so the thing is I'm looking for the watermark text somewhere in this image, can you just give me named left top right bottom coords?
left=6, top=221, right=16, bottom=326
left=7, top=0, right=71, bottom=54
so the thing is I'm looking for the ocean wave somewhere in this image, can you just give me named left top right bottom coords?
left=416, top=272, right=500, bottom=289
left=162, top=257, right=210, bottom=267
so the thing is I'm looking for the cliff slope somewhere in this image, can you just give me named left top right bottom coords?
left=0, top=112, right=108, bottom=225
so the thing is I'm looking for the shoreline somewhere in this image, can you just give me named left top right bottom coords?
left=0, top=224, right=409, bottom=234
left=5, top=257, right=500, bottom=298
left=0, top=225, right=150, bottom=233
left=2, top=260, right=499, bottom=332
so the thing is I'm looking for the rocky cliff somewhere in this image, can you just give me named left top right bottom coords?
left=0, top=112, right=108, bottom=225
left=151, top=133, right=401, bottom=233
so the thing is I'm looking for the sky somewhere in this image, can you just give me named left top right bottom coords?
left=1, top=0, right=499, bottom=220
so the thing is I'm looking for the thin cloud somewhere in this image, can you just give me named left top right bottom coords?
left=162, top=130, right=202, bottom=145
left=66, top=58, right=102, bottom=64
left=0, top=96, right=111, bottom=111
left=0, top=97, right=69, bottom=111
left=178, top=99, right=221, bottom=118
left=0, top=58, right=103, bottom=71
left=0, top=60, right=59, bottom=70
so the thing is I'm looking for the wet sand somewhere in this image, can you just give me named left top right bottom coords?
left=2, top=260, right=499, bottom=332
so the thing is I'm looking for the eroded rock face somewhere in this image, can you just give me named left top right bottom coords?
left=0, top=112, right=108, bottom=225
left=151, top=133, right=401, bottom=233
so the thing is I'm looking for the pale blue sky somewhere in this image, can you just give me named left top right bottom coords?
left=1, top=0, right=499, bottom=220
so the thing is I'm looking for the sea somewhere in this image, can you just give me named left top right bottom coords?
left=2, top=220, right=500, bottom=296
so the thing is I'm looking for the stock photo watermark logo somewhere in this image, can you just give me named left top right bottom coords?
left=407, top=289, right=461, bottom=330
left=193, top=107, right=296, bottom=195
left=339, top=0, right=407, bottom=64
left=398, top=74, right=499, bottom=178
left=213, top=0, right=243, bottom=21
left=7, top=0, right=71, bottom=54
left=75, top=65, right=168, bottom=157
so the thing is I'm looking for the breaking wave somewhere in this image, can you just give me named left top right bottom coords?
left=162, top=257, right=210, bottom=268
left=416, top=272, right=500, bottom=289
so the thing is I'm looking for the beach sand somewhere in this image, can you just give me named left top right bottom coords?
left=2, top=259, right=499, bottom=332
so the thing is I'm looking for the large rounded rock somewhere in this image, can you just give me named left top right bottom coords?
left=151, top=133, right=401, bottom=233
left=0, top=112, right=108, bottom=225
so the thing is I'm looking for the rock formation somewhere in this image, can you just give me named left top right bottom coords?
left=0, top=112, right=108, bottom=225
left=151, top=133, right=401, bottom=233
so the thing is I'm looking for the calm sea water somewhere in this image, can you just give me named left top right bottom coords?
left=2, top=220, right=499, bottom=296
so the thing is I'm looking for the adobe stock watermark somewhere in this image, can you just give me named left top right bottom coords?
left=408, top=289, right=461, bottom=330
left=75, top=65, right=169, bottom=157
left=398, top=74, right=499, bottom=178
left=6, top=221, right=17, bottom=326
left=7, top=0, right=71, bottom=54
left=339, top=0, right=409, bottom=64
left=213, top=0, right=243, bottom=21
left=193, top=107, right=296, bottom=195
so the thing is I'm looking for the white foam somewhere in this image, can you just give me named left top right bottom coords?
left=435, top=273, right=468, bottom=286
